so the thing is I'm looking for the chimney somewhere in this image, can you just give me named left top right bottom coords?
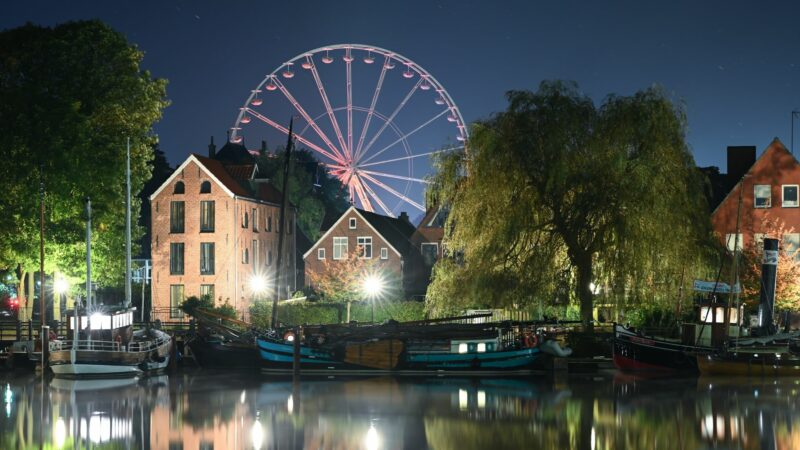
left=208, top=136, right=216, bottom=159
left=399, top=211, right=410, bottom=224
left=727, top=146, right=756, bottom=181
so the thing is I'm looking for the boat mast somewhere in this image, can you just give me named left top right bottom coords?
left=270, top=118, right=294, bottom=329
left=125, top=137, right=132, bottom=308
left=86, top=197, right=92, bottom=310
left=723, top=177, right=745, bottom=346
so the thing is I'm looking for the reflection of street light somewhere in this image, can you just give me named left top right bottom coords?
left=364, top=423, right=380, bottom=450
left=54, top=417, right=67, bottom=448
left=251, top=414, right=264, bottom=450
left=362, top=274, right=384, bottom=323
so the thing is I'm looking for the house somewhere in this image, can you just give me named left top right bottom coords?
left=407, top=205, right=448, bottom=296
left=149, top=138, right=297, bottom=320
left=711, top=138, right=800, bottom=254
left=303, top=207, right=420, bottom=298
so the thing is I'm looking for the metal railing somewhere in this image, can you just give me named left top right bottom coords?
left=50, top=335, right=170, bottom=353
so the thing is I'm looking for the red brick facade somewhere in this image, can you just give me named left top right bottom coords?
left=712, top=139, right=800, bottom=250
left=150, top=155, right=296, bottom=320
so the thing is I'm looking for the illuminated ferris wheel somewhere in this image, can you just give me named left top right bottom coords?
left=230, top=44, right=467, bottom=217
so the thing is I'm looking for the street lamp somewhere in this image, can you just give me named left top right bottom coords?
left=362, top=274, right=385, bottom=323
left=249, top=274, right=268, bottom=295
left=54, top=276, right=69, bottom=322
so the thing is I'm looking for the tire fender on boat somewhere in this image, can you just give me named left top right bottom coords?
left=524, top=334, right=539, bottom=348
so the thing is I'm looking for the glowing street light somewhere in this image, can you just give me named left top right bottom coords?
left=249, top=274, right=268, bottom=295
left=362, top=274, right=385, bottom=323
left=54, top=277, right=69, bottom=295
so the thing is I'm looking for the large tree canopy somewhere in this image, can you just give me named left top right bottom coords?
left=0, top=20, right=168, bottom=289
left=427, top=81, right=715, bottom=327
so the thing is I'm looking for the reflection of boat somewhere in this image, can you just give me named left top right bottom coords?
left=50, top=375, right=139, bottom=392
left=49, top=307, right=171, bottom=377
left=257, top=321, right=552, bottom=375
left=697, top=348, right=800, bottom=376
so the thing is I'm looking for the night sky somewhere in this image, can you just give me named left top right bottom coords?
left=4, top=0, right=799, bottom=173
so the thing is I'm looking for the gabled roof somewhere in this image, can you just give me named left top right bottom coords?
left=303, top=206, right=417, bottom=260
left=214, top=140, right=255, bottom=165
left=711, top=138, right=795, bottom=216
left=225, top=164, right=257, bottom=180
left=192, top=154, right=253, bottom=196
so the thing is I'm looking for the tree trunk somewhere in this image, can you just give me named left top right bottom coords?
left=575, top=253, right=594, bottom=332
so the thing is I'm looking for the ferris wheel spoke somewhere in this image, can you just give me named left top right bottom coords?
left=358, top=147, right=463, bottom=169
left=360, top=109, right=450, bottom=165
left=352, top=175, right=373, bottom=211
left=272, top=76, right=347, bottom=163
left=360, top=172, right=425, bottom=212
left=247, top=109, right=341, bottom=163
left=346, top=48, right=354, bottom=161
left=360, top=78, right=424, bottom=161
left=307, top=57, right=350, bottom=160
left=359, top=169, right=431, bottom=184
left=354, top=56, right=390, bottom=162
left=358, top=176, right=394, bottom=216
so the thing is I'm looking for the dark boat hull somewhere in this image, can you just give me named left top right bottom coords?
left=256, top=338, right=542, bottom=375
left=188, top=336, right=260, bottom=370
left=613, top=325, right=706, bottom=372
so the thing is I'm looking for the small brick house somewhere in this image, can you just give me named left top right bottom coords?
left=150, top=140, right=297, bottom=320
left=712, top=138, right=800, bottom=253
left=303, top=206, right=421, bottom=297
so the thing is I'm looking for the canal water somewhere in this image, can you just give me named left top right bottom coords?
left=0, top=370, right=797, bottom=449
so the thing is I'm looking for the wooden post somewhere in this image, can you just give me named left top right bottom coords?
left=41, top=325, right=49, bottom=370
left=292, top=326, right=301, bottom=376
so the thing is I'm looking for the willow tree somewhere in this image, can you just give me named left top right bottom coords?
left=0, top=20, right=168, bottom=291
left=427, top=81, right=714, bottom=327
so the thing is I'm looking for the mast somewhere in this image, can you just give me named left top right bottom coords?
left=86, top=197, right=92, bottom=309
left=722, top=176, right=745, bottom=346
left=39, top=164, right=45, bottom=324
left=125, top=137, right=132, bottom=308
left=271, top=118, right=294, bottom=329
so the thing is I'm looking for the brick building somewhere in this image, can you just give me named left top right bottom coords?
left=711, top=138, right=800, bottom=253
left=150, top=140, right=297, bottom=320
left=303, top=207, right=422, bottom=297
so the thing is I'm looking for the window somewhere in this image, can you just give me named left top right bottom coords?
left=783, top=185, right=799, bottom=207
left=242, top=248, right=249, bottom=264
left=170, top=201, right=185, bottom=233
left=200, top=200, right=215, bottom=232
left=173, top=181, right=184, bottom=194
left=380, top=248, right=388, bottom=260
left=252, top=208, right=258, bottom=231
left=200, top=181, right=211, bottom=194
left=200, top=284, right=215, bottom=303
left=318, top=248, right=325, bottom=260
left=784, top=233, right=800, bottom=259
left=725, top=233, right=743, bottom=252
left=267, top=216, right=272, bottom=232
left=357, top=237, right=372, bottom=259
left=754, top=185, right=771, bottom=208
left=242, top=211, right=248, bottom=228
left=169, top=285, right=184, bottom=318
left=253, top=240, right=259, bottom=267
left=421, top=243, right=439, bottom=266
left=349, top=218, right=357, bottom=229
left=170, top=243, right=184, bottom=275
left=199, top=442, right=213, bottom=450
left=267, top=250, right=273, bottom=265
left=200, top=243, right=215, bottom=275
left=333, top=237, right=348, bottom=260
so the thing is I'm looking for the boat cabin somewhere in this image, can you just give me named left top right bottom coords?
left=682, top=299, right=745, bottom=346
left=67, top=308, right=135, bottom=347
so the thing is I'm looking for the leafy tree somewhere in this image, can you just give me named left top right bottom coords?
left=427, top=81, right=714, bottom=328
left=256, top=147, right=348, bottom=241
left=738, top=217, right=800, bottom=311
left=0, top=21, right=169, bottom=291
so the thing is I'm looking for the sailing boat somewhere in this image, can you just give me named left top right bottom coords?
left=49, top=140, right=172, bottom=377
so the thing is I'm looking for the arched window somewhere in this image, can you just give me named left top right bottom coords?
left=243, top=212, right=248, bottom=228
left=200, top=181, right=211, bottom=194
left=173, top=181, right=185, bottom=194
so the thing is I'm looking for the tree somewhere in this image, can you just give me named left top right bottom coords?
left=427, top=81, right=714, bottom=328
left=256, top=147, right=348, bottom=241
left=0, top=21, right=168, bottom=292
left=738, top=217, right=800, bottom=311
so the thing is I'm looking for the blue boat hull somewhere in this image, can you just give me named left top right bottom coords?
left=256, top=338, right=542, bottom=374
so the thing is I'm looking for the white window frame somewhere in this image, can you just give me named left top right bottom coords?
left=725, top=233, right=743, bottom=252
left=754, top=184, right=771, bottom=208
left=349, top=217, right=357, bottom=229
left=318, top=248, right=325, bottom=260
left=783, top=184, right=799, bottom=207
left=380, top=248, right=388, bottom=260
left=333, top=237, right=348, bottom=260
left=784, top=233, right=800, bottom=258
left=421, top=242, right=439, bottom=265
left=357, top=236, right=373, bottom=259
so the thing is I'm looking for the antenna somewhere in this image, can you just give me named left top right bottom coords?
left=792, top=110, right=800, bottom=154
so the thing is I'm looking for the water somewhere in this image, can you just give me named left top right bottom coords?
left=0, top=370, right=798, bottom=449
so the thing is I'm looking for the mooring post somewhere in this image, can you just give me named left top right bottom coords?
left=41, top=325, right=49, bottom=371
left=28, top=320, right=32, bottom=340
left=292, top=326, right=302, bottom=376
left=16, top=321, right=21, bottom=341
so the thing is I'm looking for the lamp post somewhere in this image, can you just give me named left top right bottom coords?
left=362, top=275, right=384, bottom=323
left=54, top=276, right=68, bottom=323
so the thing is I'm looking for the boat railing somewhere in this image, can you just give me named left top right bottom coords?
left=50, top=335, right=171, bottom=353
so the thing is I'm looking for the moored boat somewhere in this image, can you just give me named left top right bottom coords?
left=697, top=349, right=800, bottom=376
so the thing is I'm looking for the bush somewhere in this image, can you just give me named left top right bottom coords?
left=181, top=295, right=237, bottom=319
left=249, top=299, right=426, bottom=328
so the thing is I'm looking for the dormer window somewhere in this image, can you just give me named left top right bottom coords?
left=174, top=181, right=185, bottom=194
left=200, top=181, right=211, bottom=194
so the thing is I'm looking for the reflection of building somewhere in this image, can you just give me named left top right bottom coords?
left=149, top=140, right=297, bottom=320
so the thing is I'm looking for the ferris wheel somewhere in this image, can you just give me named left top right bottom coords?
left=230, top=44, right=467, bottom=217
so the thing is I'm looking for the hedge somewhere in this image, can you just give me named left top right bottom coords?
left=249, top=299, right=426, bottom=329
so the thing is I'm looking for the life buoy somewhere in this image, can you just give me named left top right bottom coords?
left=524, top=334, right=538, bottom=348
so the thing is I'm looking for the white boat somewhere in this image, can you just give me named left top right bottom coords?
left=48, top=307, right=171, bottom=377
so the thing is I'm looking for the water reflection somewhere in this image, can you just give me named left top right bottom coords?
left=1, top=370, right=799, bottom=449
